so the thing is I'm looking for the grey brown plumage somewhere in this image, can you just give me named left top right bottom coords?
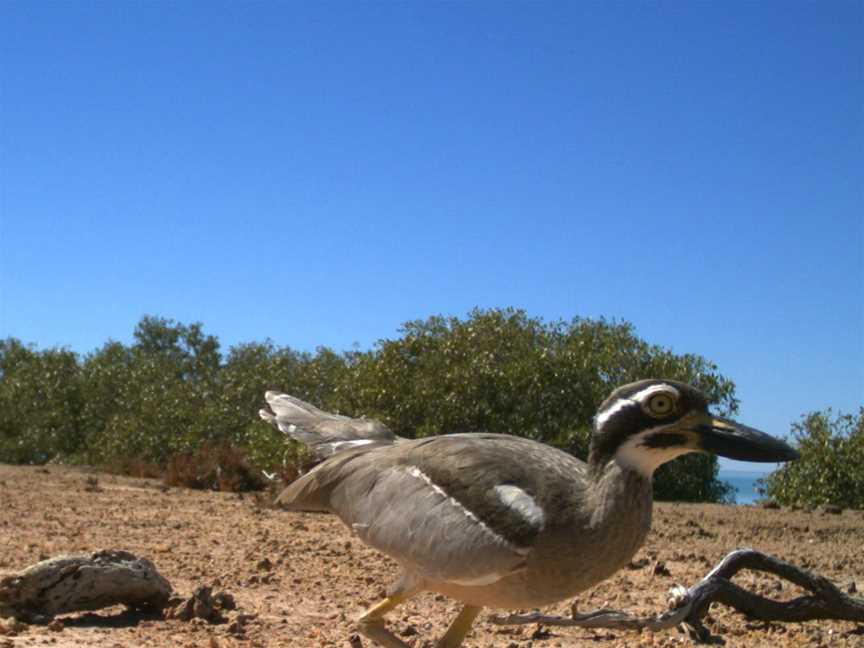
left=260, top=380, right=798, bottom=647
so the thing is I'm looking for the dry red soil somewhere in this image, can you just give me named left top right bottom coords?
left=1, top=465, right=862, bottom=648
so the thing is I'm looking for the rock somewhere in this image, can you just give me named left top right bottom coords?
left=168, top=586, right=230, bottom=623
left=0, top=550, right=172, bottom=619
left=213, top=590, right=236, bottom=611
left=83, top=477, right=103, bottom=493
left=652, top=561, right=671, bottom=577
left=0, top=618, right=27, bottom=636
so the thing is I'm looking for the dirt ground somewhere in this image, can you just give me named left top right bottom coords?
left=1, top=464, right=862, bottom=648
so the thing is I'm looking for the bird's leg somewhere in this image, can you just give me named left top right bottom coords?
left=356, top=592, right=414, bottom=648
left=436, top=605, right=482, bottom=648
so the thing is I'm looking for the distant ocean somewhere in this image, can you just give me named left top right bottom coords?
left=718, top=470, right=767, bottom=505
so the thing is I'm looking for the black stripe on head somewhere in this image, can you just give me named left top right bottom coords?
left=589, top=379, right=709, bottom=468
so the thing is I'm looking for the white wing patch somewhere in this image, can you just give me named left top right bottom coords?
left=328, top=439, right=376, bottom=451
left=493, top=485, right=545, bottom=530
left=448, top=572, right=506, bottom=586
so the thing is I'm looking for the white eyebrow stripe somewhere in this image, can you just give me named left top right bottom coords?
left=629, top=384, right=680, bottom=404
left=595, top=384, right=681, bottom=429
left=595, top=397, right=636, bottom=428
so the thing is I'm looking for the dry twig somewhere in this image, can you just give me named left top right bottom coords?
left=490, top=548, right=864, bottom=642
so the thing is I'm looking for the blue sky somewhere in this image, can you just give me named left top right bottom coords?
left=1, top=2, right=861, bottom=471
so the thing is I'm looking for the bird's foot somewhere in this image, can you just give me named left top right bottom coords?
left=435, top=605, right=481, bottom=648
left=357, top=617, right=412, bottom=648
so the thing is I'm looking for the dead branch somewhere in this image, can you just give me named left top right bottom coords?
left=490, top=548, right=864, bottom=642
left=0, top=550, right=172, bottom=622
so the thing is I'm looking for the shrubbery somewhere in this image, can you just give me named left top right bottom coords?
left=164, top=444, right=268, bottom=492
left=1, top=309, right=739, bottom=500
left=763, top=409, right=864, bottom=509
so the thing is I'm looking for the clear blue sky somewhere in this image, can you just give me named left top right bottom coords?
left=1, top=2, right=862, bottom=471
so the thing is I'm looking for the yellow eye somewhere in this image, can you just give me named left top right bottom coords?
left=646, top=393, right=675, bottom=417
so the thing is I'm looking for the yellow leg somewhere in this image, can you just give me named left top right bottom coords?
left=436, top=605, right=482, bottom=648
left=356, top=591, right=415, bottom=648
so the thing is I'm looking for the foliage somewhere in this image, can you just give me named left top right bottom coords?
left=763, top=409, right=864, bottom=509
left=343, top=309, right=737, bottom=502
left=0, top=309, right=741, bottom=500
left=0, top=339, right=83, bottom=463
left=164, top=443, right=267, bottom=492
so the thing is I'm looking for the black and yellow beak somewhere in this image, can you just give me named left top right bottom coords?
left=695, top=416, right=800, bottom=462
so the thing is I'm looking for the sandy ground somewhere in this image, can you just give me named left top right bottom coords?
left=1, top=464, right=862, bottom=648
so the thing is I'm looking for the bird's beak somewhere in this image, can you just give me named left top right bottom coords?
left=695, top=415, right=800, bottom=462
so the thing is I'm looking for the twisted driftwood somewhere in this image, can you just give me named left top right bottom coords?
left=491, top=548, right=864, bottom=642
left=0, top=550, right=172, bottom=623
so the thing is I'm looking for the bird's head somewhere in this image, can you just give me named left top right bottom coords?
left=588, top=379, right=799, bottom=477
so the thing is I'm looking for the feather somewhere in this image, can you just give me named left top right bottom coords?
left=259, top=391, right=399, bottom=459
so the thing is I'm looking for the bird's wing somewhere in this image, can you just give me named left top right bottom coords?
left=287, top=434, right=579, bottom=586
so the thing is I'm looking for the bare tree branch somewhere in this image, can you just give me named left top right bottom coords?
left=490, top=549, right=864, bottom=643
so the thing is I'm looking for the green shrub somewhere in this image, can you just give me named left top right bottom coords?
left=164, top=443, right=266, bottom=492
left=0, top=339, right=83, bottom=463
left=763, top=408, right=864, bottom=509
left=0, top=309, right=744, bottom=502
left=340, top=308, right=738, bottom=501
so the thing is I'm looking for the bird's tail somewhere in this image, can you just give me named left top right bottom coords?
left=259, top=391, right=399, bottom=459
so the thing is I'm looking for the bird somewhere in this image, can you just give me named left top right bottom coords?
left=259, top=379, right=798, bottom=648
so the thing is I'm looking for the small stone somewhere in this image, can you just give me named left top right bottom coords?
left=213, top=590, right=236, bottom=610
left=652, top=560, right=671, bottom=577
left=530, top=624, right=550, bottom=639
left=47, top=619, right=64, bottom=632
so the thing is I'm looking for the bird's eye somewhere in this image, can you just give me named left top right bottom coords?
left=645, top=393, right=675, bottom=417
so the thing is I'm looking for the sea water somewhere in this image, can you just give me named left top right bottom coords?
left=718, top=470, right=766, bottom=505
